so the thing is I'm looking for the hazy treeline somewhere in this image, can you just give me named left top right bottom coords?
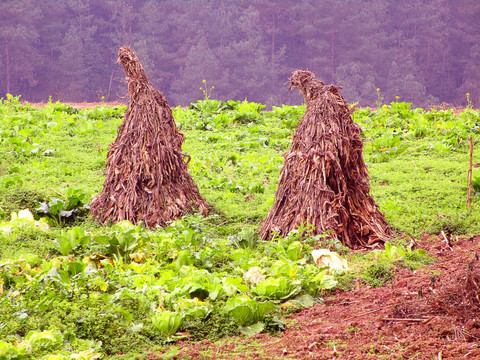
left=1, top=0, right=479, bottom=107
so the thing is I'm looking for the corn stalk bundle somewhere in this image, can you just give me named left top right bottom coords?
left=91, top=46, right=208, bottom=228
left=259, top=70, right=391, bottom=248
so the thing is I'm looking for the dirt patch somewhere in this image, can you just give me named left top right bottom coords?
left=156, top=236, right=480, bottom=359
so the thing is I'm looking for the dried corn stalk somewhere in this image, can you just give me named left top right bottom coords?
left=91, top=46, right=208, bottom=228
left=259, top=70, right=391, bottom=248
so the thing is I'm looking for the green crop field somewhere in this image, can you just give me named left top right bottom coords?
left=1, top=94, right=479, bottom=359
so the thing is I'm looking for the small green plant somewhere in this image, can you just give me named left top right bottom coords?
left=370, top=133, right=407, bottom=162
left=0, top=327, right=101, bottom=359
left=175, top=298, right=211, bottom=320
left=307, top=270, right=338, bottom=297
left=375, top=87, right=383, bottom=108
left=361, top=261, right=395, bottom=287
left=272, top=104, right=304, bottom=129
left=55, top=227, right=91, bottom=256
left=286, top=241, right=303, bottom=261
left=233, top=100, right=266, bottom=124
left=188, top=99, right=231, bottom=130
left=375, top=241, right=432, bottom=270
left=346, top=327, right=360, bottom=333
left=36, top=188, right=90, bottom=227
left=229, top=227, right=258, bottom=249
left=151, top=311, right=184, bottom=338
left=100, top=221, right=147, bottom=262
left=224, top=295, right=276, bottom=335
left=252, top=276, right=301, bottom=300
left=199, top=79, right=215, bottom=100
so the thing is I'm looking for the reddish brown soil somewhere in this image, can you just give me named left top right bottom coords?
left=155, top=236, right=480, bottom=360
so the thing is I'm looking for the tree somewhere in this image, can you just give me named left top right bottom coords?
left=385, top=0, right=450, bottom=106
left=0, top=1, right=41, bottom=98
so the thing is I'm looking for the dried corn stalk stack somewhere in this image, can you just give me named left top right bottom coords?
left=91, top=46, right=208, bottom=228
left=259, top=70, right=391, bottom=248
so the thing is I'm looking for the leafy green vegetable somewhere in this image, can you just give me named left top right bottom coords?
left=102, top=221, right=147, bottom=262
left=36, top=189, right=90, bottom=227
left=307, top=270, right=338, bottom=297
left=151, top=311, right=184, bottom=337
left=229, top=227, right=258, bottom=249
left=55, top=227, right=91, bottom=256
left=253, top=277, right=301, bottom=300
left=224, top=295, right=275, bottom=328
left=286, top=241, right=303, bottom=261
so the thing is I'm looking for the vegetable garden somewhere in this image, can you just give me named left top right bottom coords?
left=1, top=93, right=480, bottom=359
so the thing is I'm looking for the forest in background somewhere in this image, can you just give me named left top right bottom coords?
left=1, top=0, right=479, bottom=108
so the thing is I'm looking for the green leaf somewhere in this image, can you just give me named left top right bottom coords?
left=175, top=250, right=194, bottom=268
left=23, top=328, right=63, bottom=353
left=287, top=241, right=303, bottom=261
left=240, top=322, right=265, bottom=336
left=308, top=270, right=338, bottom=296
left=291, top=294, right=315, bottom=309
left=112, top=220, right=136, bottom=232
left=151, top=311, right=183, bottom=337
left=56, top=227, right=90, bottom=255
left=92, top=235, right=110, bottom=245
left=230, top=227, right=258, bottom=249
left=269, top=259, right=297, bottom=278
left=255, top=301, right=275, bottom=322
left=227, top=303, right=255, bottom=326
left=48, top=198, right=66, bottom=215
left=253, top=277, right=300, bottom=300
left=58, top=209, right=75, bottom=218
left=36, top=202, right=50, bottom=213
left=57, top=238, right=73, bottom=256
left=183, top=305, right=210, bottom=319
left=384, top=242, right=394, bottom=259
left=0, top=340, right=18, bottom=358
left=225, top=296, right=256, bottom=326
left=397, top=245, right=406, bottom=258
left=413, top=248, right=427, bottom=256
left=46, top=267, right=62, bottom=283
left=222, top=277, right=249, bottom=295
left=67, top=261, right=85, bottom=277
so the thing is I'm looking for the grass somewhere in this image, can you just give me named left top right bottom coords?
left=0, top=95, right=479, bottom=359
left=368, top=150, right=477, bottom=235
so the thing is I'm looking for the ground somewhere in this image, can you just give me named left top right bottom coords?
left=153, top=236, right=480, bottom=360
left=22, top=102, right=479, bottom=359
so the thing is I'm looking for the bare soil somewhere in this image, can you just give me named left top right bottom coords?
left=155, top=236, right=480, bottom=359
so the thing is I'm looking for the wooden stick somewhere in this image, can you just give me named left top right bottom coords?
left=467, top=136, right=473, bottom=210
left=381, top=316, right=434, bottom=324
left=441, top=231, right=453, bottom=251
left=46, top=186, right=67, bottom=199
left=335, top=301, right=359, bottom=306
